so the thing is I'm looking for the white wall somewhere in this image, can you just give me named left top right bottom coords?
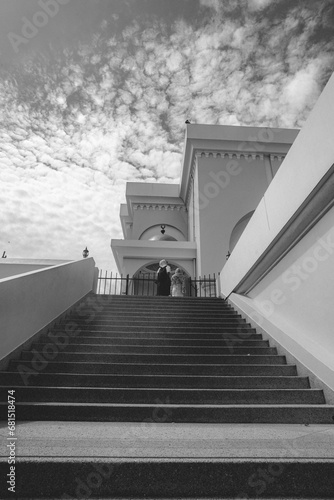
left=243, top=207, right=334, bottom=394
left=132, top=208, right=188, bottom=240
left=221, top=72, right=334, bottom=296
left=0, top=260, right=71, bottom=279
left=197, top=155, right=269, bottom=276
left=0, top=258, right=97, bottom=362
left=220, top=72, right=334, bottom=394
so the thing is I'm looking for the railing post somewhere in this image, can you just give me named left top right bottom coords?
left=216, top=272, right=220, bottom=298
left=126, top=274, right=129, bottom=295
left=104, top=270, right=107, bottom=295
left=98, top=269, right=101, bottom=294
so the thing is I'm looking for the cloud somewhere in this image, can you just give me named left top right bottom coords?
left=199, top=0, right=221, bottom=13
left=0, top=0, right=333, bottom=271
left=248, top=0, right=274, bottom=11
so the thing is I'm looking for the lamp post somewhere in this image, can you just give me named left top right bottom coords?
left=83, top=247, right=89, bottom=258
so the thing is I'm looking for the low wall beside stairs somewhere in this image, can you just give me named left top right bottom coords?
left=0, top=258, right=98, bottom=366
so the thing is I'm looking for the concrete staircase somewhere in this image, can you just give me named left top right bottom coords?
left=1, top=294, right=334, bottom=498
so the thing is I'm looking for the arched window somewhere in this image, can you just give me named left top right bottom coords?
left=139, top=225, right=185, bottom=241
left=149, top=234, right=177, bottom=241
left=229, top=211, right=255, bottom=252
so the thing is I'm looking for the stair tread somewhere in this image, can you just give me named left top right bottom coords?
left=3, top=401, right=332, bottom=407
left=3, top=372, right=304, bottom=379
left=2, top=386, right=320, bottom=391
left=2, top=422, right=333, bottom=459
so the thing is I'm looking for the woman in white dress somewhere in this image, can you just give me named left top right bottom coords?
left=170, top=268, right=185, bottom=297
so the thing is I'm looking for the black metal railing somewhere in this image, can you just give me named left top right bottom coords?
left=96, top=271, right=130, bottom=295
left=189, top=274, right=217, bottom=297
left=96, top=270, right=218, bottom=297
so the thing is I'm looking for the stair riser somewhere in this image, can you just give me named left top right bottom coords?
left=84, top=300, right=230, bottom=306
left=0, top=373, right=310, bottom=389
left=77, top=308, right=235, bottom=315
left=88, top=308, right=233, bottom=314
left=19, top=352, right=287, bottom=364
left=31, top=344, right=277, bottom=355
left=1, top=404, right=333, bottom=424
left=9, top=361, right=298, bottom=376
left=38, top=337, right=269, bottom=347
left=92, top=296, right=224, bottom=301
left=50, top=329, right=258, bottom=337
left=1, top=459, right=333, bottom=499
left=71, top=308, right=242, bottom=321
left=0, top=388, right=324, bottom=404
left=52, top=325, right=256, bottom=333
left=60, top=320, right=248, bottom=327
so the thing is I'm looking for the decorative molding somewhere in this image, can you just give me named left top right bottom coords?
left=133, top=204, right=187, bottom=212
left=270, top=154, right=286, bottom=162
left=195, top=150, right=264, bottom=161
left=185, top=156, right=197, bottom=207
left=185, top=150, right=266, bottom=207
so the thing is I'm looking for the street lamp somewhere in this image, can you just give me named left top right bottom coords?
left=83, top=247, right=89, bottom=258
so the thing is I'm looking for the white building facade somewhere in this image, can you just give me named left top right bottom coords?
left=111, top=124, right=298, bottom=281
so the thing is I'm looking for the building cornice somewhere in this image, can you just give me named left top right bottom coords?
left=184, top=149, right=287, bottom=207
left=195, top=150, right=265, bottom=160
left=184, top=150, right=286, bottom=207
left=133, top=204, right=187, bottom=212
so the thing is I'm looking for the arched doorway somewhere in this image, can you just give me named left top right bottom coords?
left=132, top=262, right=190, bottom=296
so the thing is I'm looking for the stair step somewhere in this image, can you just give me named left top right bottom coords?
left=9, top=360, right=298, bottom=376
left=94, top=293, right=224, bottom=300
left=51, top=329, right=258, bottom=337
left=0, top=373, right=310, bottom=389
left=20, top=351, right=287, bottom=364
left=71, top=310, right=241, bottom=317
left=64, top=320, right=249, bottom=328
left=2, top=293, right=332, bottom=430
left=31, top=343, right=277, bottom=355
left=1, top=402, right=333, bottom=423
left=2, top=457, right=334, bottom=499
left=38, top=336, right=269, bottom=347
left=57, top=325, right=256, bottom=333
left=78, top=304, right=232, bottom=311
left=2, top=420, right=334, bottom=498
left=0, top=387, right=325, bottom=404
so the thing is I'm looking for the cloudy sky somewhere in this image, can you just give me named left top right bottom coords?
left=0, top=0, right=333, bottom=272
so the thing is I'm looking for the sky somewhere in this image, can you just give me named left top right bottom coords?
left=0, top=0, right=333, bottom=273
